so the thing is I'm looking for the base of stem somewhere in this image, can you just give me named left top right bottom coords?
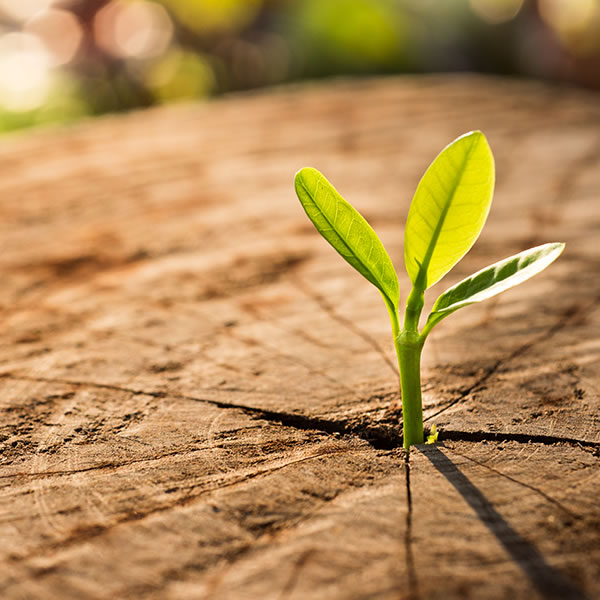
left=397, top=332, right=424, bottom=449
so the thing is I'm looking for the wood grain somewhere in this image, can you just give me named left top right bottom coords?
left=1, top=75, right=599, bottom=599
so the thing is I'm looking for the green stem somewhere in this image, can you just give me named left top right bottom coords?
left=403, top=286, right=424, bottom=333
left=397, top=331, right=424, bottom=449
left=385, top=287, right=426, bottom=450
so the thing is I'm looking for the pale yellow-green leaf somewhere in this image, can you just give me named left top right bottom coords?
left=424, top=242, right=565, bottom=334
left=295, top=167, right=400, bottom=309
left=404, top=131, right=495, bottom=290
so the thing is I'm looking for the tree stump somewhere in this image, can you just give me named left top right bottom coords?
left=1, top=76, right=599, bottom=600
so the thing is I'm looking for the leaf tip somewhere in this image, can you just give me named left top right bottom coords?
left=455, top=130, right=492, bottom=156
left=456, top=129, right=485, bottom=143
left=295, top=166, right=319, bottom=179
left=294, top=166, right=309, bottom=184
left=544, top=241, right=566, bottom=260
left=461, top=130, right=495, bottom=182
left=551, top=241, right=566, bottom=260
left=294, top=166, right=322, bottom=197
left=465, top=129, right=484, bottom=137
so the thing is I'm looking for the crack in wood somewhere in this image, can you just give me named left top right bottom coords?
left=240, top=300, right=339, bottom=352
left=2, top=373, right=598, bottom=454
left=424, top=301, right=590, bottom=423
left=439, top=430, right=600, bottom=452
left=419, top=446, right=592, bottom=600
left=0, top=372, right=398, bottom=448
left=223, top=328, right=362, bottom=398
left=1, top=78, right=599, bottom=600
left=444, top=447, right=582, bottom=520
left=0, top=373, right=170, bottom=400
left=0, top=430, right=256, bottom=481
left=8, top=448, right=356, bottom=563
left=404, top=452, right=420, bottom=600
left=120, top=466, right=406, bottom=599
left=292, top=277, right=399, bottom=377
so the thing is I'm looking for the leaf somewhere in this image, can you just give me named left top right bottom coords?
left=404, top=131, right=495, bottom=291
left=425, top=242, right=565, bottom=331
left=295, top=167, right=400, bottom=309
left=426, top=424, right=439, bottom=444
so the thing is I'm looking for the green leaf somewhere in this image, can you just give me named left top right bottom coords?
left=425, top=424, right=439, bottom=444
left=295, top=167, right=400, bottom=309
left=404, top=131, right=495, bottom=291
left=424, top=242, right=565, bottom=332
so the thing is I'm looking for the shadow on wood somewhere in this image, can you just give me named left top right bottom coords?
left=418, top=444, right=588, bottom=600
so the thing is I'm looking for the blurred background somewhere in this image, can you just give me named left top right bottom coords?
left=0, top=0, right=598, bottom=134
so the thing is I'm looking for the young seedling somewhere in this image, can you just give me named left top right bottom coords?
left=294, top=131, right=564, bottom=449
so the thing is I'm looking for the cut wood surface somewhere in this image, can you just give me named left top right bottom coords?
left=0, top=75, right=599, bottom=599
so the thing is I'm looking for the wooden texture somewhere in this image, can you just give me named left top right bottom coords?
left=0, top=75, right=599, bottom=599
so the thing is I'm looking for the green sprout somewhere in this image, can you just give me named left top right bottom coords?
left=294, top=131, right=564, bottom=450
left=425, top=424, right=439, bottom=445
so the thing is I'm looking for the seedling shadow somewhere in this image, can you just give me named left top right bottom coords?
left=418, top=445, right=588, bottom=600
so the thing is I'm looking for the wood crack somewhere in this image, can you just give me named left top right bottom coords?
left=424, top=301, right=589, bottom=422
left=439, top=429, right=600, bottom=452
left=223, top=328, right=361, bottom=398
left=9, top=448, right=356, bottom=563
left=404, top=452, right=420, bottom=600
left=419, top=446, right=592, bottom=600
left=0, top=431, right=256, bottom=481
left=292, top=277, right=398, bottom=377
left=445, top=447, right=581, bottom=520
left=0, top=373, right=400, bottom=449
left=2, top=374, right=598, bottom=453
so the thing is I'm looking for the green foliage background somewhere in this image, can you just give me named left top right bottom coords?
left=0, top=0, right=598, bottom=134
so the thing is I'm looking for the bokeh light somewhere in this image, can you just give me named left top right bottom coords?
left=0, top=32, right=51, bottom=111
left=94, top=0, right=174, bottom=59
left=25, top=8, right=83, bottom=66
left=160, top=0, right=261, bottom=34
left=146, top=48, right=214, bottom=101
left=292, top=0, right=406, bottom=71
left=0, top=0, right=596, bottom=133
left=0, top=0, right=54, bottom=22
left=539, top=0, right=596, bottom=31
left=539, top=0, right=600, bottom=56
left=469, top=0, right=525, bottom=24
